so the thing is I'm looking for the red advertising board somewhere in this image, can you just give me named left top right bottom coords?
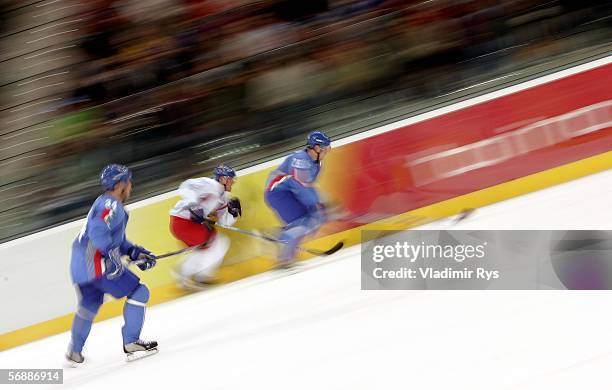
left=320, top=63, right=612, bottom=221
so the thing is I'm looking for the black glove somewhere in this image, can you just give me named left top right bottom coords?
left=202, top=217, right=216, bottom=232
left=228, top=197, right=242, bottom=218
left=127, top=246, right=157, bottom=271
left=188, top=207, right=216, bottom=232
left=188, top=207, right=206, bottom=224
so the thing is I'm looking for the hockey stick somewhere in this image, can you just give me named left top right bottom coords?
left=140, top=245, right=205, bottom=261
left=148, top=208, right=473, bottom=262
left=146, top=225, right=343, bottom=262
left=453, top=208, right=476, bottom=223
left=215, top=224, right=344, bottom=256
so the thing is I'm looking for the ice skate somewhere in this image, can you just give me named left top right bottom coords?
left=124, top=339, right=159, bottom=362
left=65, top=350, right=84, bottom=367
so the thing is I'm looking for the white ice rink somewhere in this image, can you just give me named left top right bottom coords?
left=2, top=169, right=612, bottom=390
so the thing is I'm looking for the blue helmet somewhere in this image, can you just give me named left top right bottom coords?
left=100, top=164, right=132, bottom=191
left=213, top=164, right=236, bottom=181
left=307, top=131, right=331, bottom=148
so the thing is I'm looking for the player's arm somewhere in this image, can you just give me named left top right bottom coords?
left=178, top=178, right=216, bottom=209
left=215, top=197, right=241, bottom=226
left=88, top=207, right=124, bottom=278
left=120, top=238, right=135, bottom=255
left=177, top=179, right=201, bottom=206
left=89, top=208, right=155, bottom=275
left=178, top=179, right=215, bottom=223
left=120, top=235, right=156, bottom=271
left=288, top=159, right=321, bottom=208
left=288, top=180, right=320, bottom=208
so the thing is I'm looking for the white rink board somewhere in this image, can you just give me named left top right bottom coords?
left=0, top=168, right=611, bottom=389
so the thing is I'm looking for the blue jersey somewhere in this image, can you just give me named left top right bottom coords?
left=70, top=194, right=133, bottom=284
left=265, top=149, right=321, bottom=208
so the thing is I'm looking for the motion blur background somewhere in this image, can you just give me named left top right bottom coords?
left=0, top=0, right=610, bottom=243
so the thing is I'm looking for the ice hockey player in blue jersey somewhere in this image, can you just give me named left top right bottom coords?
left=265, top=131, right=331, bottom=267
left=66, top=164, right=158, bottom=365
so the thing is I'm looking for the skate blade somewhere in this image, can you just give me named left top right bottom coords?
left=172, top=270, right=214, bottom=292
left=274, top=262, right=304, bottom=275
left=126, top=348, right=159, bottom=362
left=181, top=277, right=215, bottom=291
left=64, top=360, right=82, bottom=368
left=179, top=275, right=216, bottom=291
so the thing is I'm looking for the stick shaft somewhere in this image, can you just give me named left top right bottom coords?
left=216, top=224, right=340, bottom=256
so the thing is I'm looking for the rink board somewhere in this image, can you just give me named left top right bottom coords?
left=1, top=56, right=611, bottom=350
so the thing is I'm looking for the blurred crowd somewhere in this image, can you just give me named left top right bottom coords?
left=0, top=0, right=611, bottom=242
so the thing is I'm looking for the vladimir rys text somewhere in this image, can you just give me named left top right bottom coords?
left=369, top=241, right=500, bottom=282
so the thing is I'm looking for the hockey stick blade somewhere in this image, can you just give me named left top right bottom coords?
left=453, top=208, right=476, bottom=224
left=305, top=241, right=344, bottom=256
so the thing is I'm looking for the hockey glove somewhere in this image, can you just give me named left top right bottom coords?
left=127, top=246, right=157, bottom=271
left=228, top=197, right=242, bottom=218
left=188, top=207, right=206, bottom=224
left=202, top=217, right=216, bottom=232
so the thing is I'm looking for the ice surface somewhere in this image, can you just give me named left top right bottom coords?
left=2, top=169, right=611, bottom=390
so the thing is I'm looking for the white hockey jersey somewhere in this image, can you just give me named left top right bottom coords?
left=170, top=177, right=237, bottom=226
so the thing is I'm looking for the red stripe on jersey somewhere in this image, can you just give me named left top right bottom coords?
left=94, top=250, right=103, bottom=278
left=100, top=208, right=112, bottom=227
left=267, top=174, right=287, bottom=191
left=100, top=208, right=110, bottom=220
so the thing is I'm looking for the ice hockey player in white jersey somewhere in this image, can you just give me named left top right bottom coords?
left=169, top=164, right=241, bottom=287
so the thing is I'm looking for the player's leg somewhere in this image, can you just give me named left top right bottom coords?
left=170, top=215, right=213, bottom=247
left=265, top=190, right=324, bottom=265
left=180, top=233, right=230, bottom=283
left=170, top=216, right=223, bottom=285
left=66, top=283, right=104, bottom=365
left=265, top=189, right=309, bottom=225
left=96, top=269, right=157, bottom=358
left=122, top=282, right=157, bottom=358
left=278, top=208, right=326, bottom=264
